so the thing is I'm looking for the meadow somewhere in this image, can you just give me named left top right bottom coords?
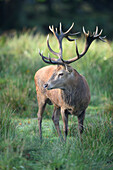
left=0, top=30, right=113, bottom=169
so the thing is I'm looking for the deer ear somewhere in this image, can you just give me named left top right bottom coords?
left=65, top=65, right=73, bottom=73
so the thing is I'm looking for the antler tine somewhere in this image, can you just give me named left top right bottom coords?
left=49, top=25, right=56, bottom=35
left=49, top=25, right=53, bottom=33
left=52, top=25, right=59, bottom=40
left=48, top=53, right=54, bottom=63
left=98, top=29, right=103, bottom=36
left=56, top=27, right=58, bottom=33
left=52, top=25, right=56, bottom=36
left=39, top=50, right=62, bottom=65
left=83, top=26, right=89, bottom=37
left=66, top=32, right=80, bottom=42
left=66, top=37, right=77, bottom=41
left=95, top=26, right=98, bottom=34
left=83, top=26, right=86, bottom=34
left=64, top=23, right=74, bottom=35
left=39, top=51, right=50, bottom=64
left=69, top=32, right=80, bottom=36
left=95, top=27, right=106, bottom=42
left=59, top=22, right=62, bottom=34
left=99, top=36, right=106, bottom=42
left=48, top=53, right=57, bottom=61
left=83, top=26, right=86, bottom=35
left=75, top=39, right=80, bottom=58
left=47, top=34, right=60, bottom=57
left=101, top=35, right=106, bottom=39
left=94, top=29, right=103, bottom=38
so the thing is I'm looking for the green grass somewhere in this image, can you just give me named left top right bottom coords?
left=0, top=30, right=113, bottom=169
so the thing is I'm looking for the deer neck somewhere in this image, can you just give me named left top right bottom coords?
left=61, top=75, right=78, bottom=106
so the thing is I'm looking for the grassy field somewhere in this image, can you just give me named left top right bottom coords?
left=0, top=30, right=113, bottom=169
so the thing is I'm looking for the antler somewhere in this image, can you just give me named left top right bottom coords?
left=39, top=23, right=80, bottom=65
left=39, top=24, right=106, bottom=65
left=61, top=26, right=106, bottom=64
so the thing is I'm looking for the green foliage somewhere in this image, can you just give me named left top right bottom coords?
left=0, top=105, right=15, bottom=139
left=0, top=31, right=113, bottom=169
left=0, top=115, right=112, bottom=169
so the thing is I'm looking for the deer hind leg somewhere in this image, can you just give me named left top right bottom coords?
left=78, top=110, right=85, bottom=134
left=52, top=106, right=61, bottom=137
left=37, top=100, right=46, bottom=140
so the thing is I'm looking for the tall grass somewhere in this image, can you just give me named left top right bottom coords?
left=0, top=30, right=113, bottom=169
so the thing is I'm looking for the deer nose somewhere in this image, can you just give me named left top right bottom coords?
left=43, top=83, right=48, bottom=89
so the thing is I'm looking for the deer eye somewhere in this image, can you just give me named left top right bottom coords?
left=58, top=73, right=64, bottom=77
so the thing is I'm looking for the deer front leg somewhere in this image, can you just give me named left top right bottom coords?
left=78, top=110, right=85, bottom=134
left=37, top=102, right=46, bottom=140
left=52, top=106, right=61, bottom=137
left=77, top=110, right=85, bottom=142
left=61, top=108, right=68, bottom=141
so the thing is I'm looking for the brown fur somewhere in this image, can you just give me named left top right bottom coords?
left=34, top=65, right=90, bottom=140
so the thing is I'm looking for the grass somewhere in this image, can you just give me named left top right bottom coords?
left=0, top=30, right=113, bottom=169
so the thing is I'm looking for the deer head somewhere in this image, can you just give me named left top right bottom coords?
left=43, top=65, right=74, bottom=90
left=39, top=23, right=106, bottom=90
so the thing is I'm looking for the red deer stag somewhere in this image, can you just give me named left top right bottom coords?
left=34, top=23, right=105, bottom=140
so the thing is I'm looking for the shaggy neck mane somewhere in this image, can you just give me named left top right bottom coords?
left=61, top=82, right=78, bottom=107
left=61, top=71, right=83, bottom=107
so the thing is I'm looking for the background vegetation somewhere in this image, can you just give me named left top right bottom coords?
left=0, top=0, right=113, bottom=39
left=0, top=30, right=113, bottom=169
left=0, top=0, right=113, bottom=169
